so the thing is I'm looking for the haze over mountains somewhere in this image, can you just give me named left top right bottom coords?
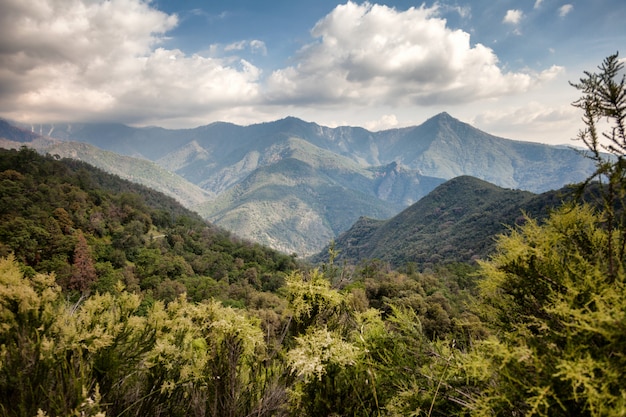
left=1, top=113, right=596, bottom=255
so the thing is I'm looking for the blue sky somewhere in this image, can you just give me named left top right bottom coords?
left=0, top=0, right=624, bottom=145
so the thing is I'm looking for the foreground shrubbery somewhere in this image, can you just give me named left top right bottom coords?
left=0, top=255, right=284, bottom=417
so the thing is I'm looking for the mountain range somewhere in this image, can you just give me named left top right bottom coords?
left=1, top=113, right=596, bottom=255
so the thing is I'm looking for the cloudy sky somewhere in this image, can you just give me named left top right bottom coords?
left=1, top=0, right=624, bottom=145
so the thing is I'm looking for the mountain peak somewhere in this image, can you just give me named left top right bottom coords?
left=275, top=116, right=311, bottom=126
left=427, top=111, right=457, bottom=124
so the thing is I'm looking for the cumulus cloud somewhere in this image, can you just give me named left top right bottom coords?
left=559, top=4, right=573, bottom=17
left=0, top=0, right=568, bottom=134
left=266, top=2, right=553, bottom=107
left=0, top=0, right=261, bottom=124
left=503, top=9, right=523, bottom=25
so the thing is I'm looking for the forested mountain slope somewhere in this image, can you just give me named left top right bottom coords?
left=0, top=122, right=211, bottom=208
left=194, top=138, right=444, bottom=254
left=313, top=176, right=580, bottom=268
left=0, top=147, right=297, bottom=303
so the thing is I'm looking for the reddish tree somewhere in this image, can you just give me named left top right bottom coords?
left=69, top=232, right=97, bottom=292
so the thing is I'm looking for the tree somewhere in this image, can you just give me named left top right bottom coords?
left=460, top=54, right=626, bottom=416
left=69, top=232, right=97, bottom=292
left=0, top=255, right=104, bottom=417
left=570, top=52, right=626, bottom=277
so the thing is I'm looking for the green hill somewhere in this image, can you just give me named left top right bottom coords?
left=195, top=138, right=442, bottom=254
left=0, top=147, right=297, bottom=303
left=313, top=176, right=579, bottom=268
left=0, top=122, right=212, bottom=208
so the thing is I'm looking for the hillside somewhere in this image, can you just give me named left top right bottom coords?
left=0, top=122, right=212, bottom=208
left=195, top=138, right=443, bottom=254
left=313, top=176, right=578, bottom=268
left=11, top=113, right=596, bottom=255
left=0, top=147, right=297, bottom=303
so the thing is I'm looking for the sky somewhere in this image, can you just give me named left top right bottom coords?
left=0, top=0, right=624, bottom=145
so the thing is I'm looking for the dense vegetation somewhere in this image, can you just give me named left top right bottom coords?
left=313, top=175, right=598, bottom=269
left=0, top=147, right=297, bottom=304
left=1, top=54, right=625, bottom=416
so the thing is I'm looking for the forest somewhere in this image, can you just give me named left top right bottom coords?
left=0, top=56, right=625, bottom=416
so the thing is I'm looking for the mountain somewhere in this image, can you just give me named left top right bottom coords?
left=0, top=123, right=212, bottom=208
left=312, top=176, right=577, bottom=268
left=28, top=113, right=594, bottom=193
left=12, top=113, right=596, bottom=255
left=194, top=138, right=443, bottom=254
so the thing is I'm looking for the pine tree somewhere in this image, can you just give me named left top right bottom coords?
left=570, top=52, right=626, bottom=277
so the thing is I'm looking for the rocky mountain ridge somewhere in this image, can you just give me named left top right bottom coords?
left=3, top=113, right=596, bottom=254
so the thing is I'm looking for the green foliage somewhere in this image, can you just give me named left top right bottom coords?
left=287, top=326, right=359, bottom=382
left=313, top=176, right=581, bottom=269
left=284, top=269, right=343, bottom=331
left=283, top=269, right=474, bottom=417
left=468, top=204, right=626, bottom=416
left=0, top=256, right=283, bottom=417
left=0, top=147, right=297, bottom=306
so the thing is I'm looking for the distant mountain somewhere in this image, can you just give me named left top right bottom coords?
left=26, top=113, right=594, bottom=193
left=0, top=123, right=211, bottom=208
left=312, top=176, right=576, bottom=268
left=194, top=138, right=443, bottom=254
left=12, top=113, right=596, bottom=255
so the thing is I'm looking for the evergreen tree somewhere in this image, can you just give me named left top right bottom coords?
left=461, top=53, right=626, bottom=417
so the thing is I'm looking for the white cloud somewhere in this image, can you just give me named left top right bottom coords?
left=471, top=102, right=580, bottom=142
left=0, top=0, right=575, bottom=145
left=559, top=4, right=574, bottom=17
left=0, top=0, right=261, bottom=124
left=266, top=2, right=552, bottom=107
left=534, top=0, right=544, bottom=9
left=223, top=40, right=266, bottom=55
left=503, top=9, right=524, bottom=25
left=224, top=40, right=248, bottom=51
left=474, top=103, right=575, bottom=129
left=538, top=65, right=565, bottom=81
left=437, top=3, right=471, bottom=19
left=250, top=40, right=268, bottom=56
left=365, top=114, right=399, bottom=131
